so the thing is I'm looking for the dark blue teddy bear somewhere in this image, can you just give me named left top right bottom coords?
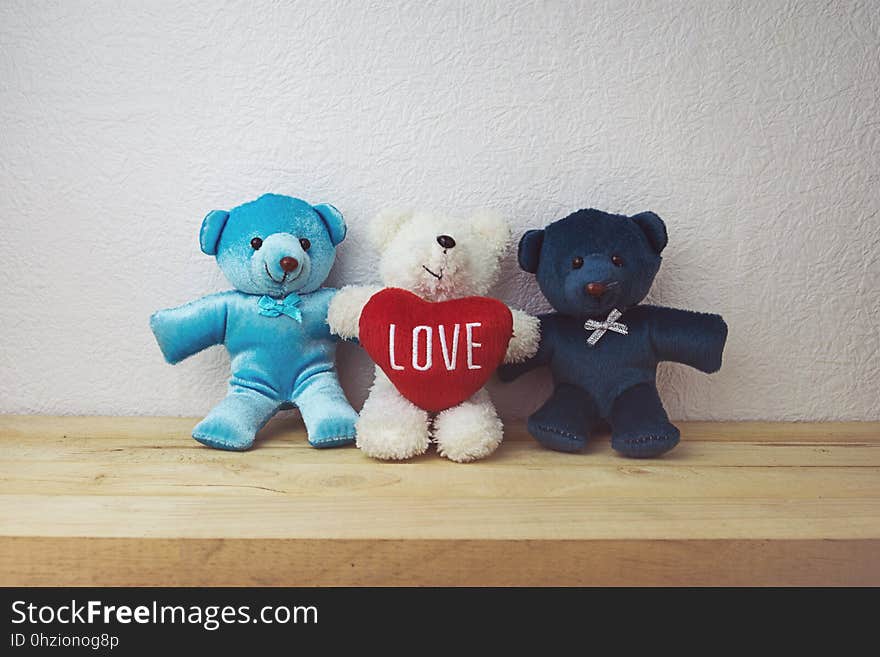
left=150, top=193, right=358, bottom=451
left=499, top=208, right=727, bottom=457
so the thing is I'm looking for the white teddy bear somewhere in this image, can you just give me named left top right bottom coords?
left=327, top=208, right=540, bottom=462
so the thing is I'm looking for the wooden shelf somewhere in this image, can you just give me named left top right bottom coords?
left=1, top=415, right=878, bottom=586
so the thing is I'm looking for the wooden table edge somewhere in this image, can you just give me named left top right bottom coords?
left=2, top=536, right=877, bottom=587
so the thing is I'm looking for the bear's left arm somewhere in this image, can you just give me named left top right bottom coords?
left=504, top=307, right=541, bottom=364
left=647, top=306, right=728, bottom=373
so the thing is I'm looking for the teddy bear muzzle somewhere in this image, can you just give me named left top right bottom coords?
left=254, top=232, right=310, bottom=288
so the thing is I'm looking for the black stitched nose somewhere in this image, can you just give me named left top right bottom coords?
left=280, top=257, right=299, bottom=272
left=437, top=235, right=456, bottom=249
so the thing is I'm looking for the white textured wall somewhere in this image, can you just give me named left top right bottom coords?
left=1, top=0, right=878, bottom=421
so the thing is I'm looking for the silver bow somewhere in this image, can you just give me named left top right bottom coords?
left=584, top=308, right=628, bottom=346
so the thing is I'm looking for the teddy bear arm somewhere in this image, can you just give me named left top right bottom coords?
left=150, top=293, right=230, bottom=365
left=497, top=314, right=554, bottom=381
left=326, top=284, right=384, bottom=340
left=504, top=308, right=541, bottom=364
left=648, top=307, right=728, bottom=373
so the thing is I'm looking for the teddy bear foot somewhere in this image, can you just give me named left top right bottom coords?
left=610, top=384, right=681, bottom=457
left=192, top=422, right=256, bottom=452
left=356, top=422, right=430, bottom=460
left=191, top=387, right=280, bottom=451
left=289, top=371, right=360, bottom=449
left=434, top=391, right=503, bottom=463
left=354, top=369, right=431, bottom=460
left=355, top=407, right=430, bottom=460
left=525, top=384, right=598, bottom=453
left=306, top=417, right=358, bottom=449
left=527, top=418, right=588, bottom=453
left=611, top=425, right=680, bottom=458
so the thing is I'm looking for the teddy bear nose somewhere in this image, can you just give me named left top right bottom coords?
left=585, top=282, right=607, bottom=298
left=437, top=235, right=456, bottom=249
left=280, top=256, right=299, bottom=273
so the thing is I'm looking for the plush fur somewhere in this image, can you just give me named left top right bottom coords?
left=327, top=209, right=540, bottom=462
left=150, top=193, right=358, bottom=451
left=499, top=208, right=727, bottom=458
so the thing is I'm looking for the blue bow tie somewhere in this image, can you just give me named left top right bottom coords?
left=258, top=294, right=303, bottom=322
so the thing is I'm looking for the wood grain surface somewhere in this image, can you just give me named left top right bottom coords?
left=1, top=415, right=877, bottom=585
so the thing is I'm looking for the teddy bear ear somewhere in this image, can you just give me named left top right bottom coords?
left=313, top=203, right=347, bottom=246
left=199, top=210, right=230, bottom=255
left=517, top=229, right=545, bottom=273
left=470, top=209, right=509, bottom=249
left=631, top=211, right=668, bottom=254
left=369, top=208, right=414, bottom=250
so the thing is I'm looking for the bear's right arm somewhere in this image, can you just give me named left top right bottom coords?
left=497, top=314, right=555, bottom=382
left=149, top=293, right=230, bottom=364
left=326, top=285, right=384, bottom=341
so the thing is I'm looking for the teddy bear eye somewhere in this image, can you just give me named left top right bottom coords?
left=299, top=238, right=311, bottom=251
left=250, top=237, right=263, bottom=250
left=612, top=254, right=624, bottom=267
left=572, top=256, right=584, bottom=269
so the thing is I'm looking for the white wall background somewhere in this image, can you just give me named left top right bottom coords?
left=1, top=0, right=878, bottom=421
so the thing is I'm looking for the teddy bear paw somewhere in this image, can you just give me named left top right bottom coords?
left=435, top=432, right=502, bottom=463
left=434, top=400, right=504, bottom=463
left=526, top=418, right=588, bottom=453
left=192, top=420, right=255, bottom=452
left=355, top=416, right=430, bottom=461
left=611, top=424, right=680, bottom=458
left=307, top=416, right=358, bottom=449
left=327, top=285, right=383, bottom=340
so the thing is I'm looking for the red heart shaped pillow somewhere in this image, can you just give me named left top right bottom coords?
left=359, top=288, right=513, bottom=412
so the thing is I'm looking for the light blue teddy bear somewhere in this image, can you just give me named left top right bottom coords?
left=150, top=193, right=358, bottom=451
